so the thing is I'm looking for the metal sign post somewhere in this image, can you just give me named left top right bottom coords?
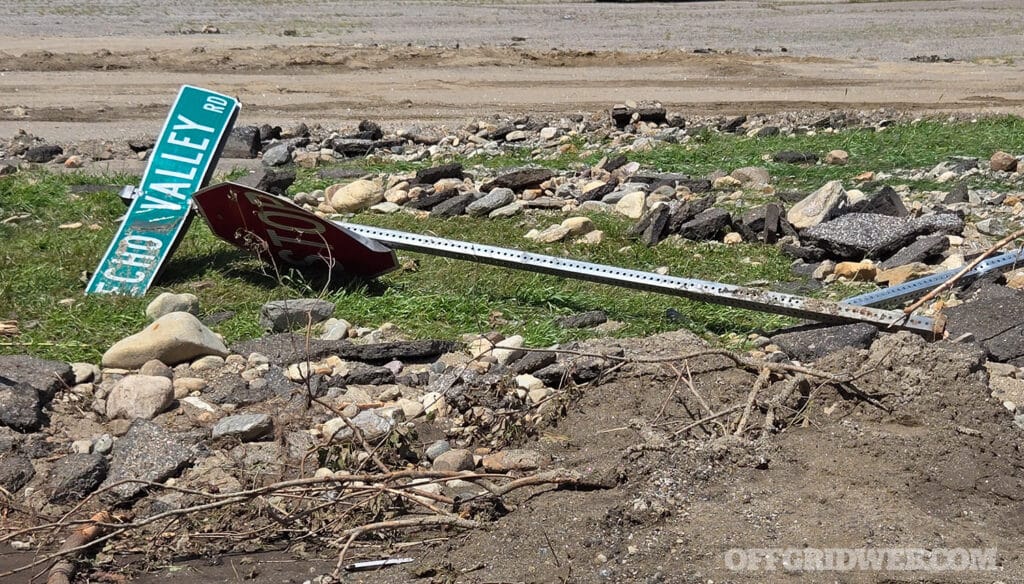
left=191, top=185, right=938, bottom=335
left=86, top=86, right=239, bottom=295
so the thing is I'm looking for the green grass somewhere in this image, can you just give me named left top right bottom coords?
left=2, top=117, right=1021, bottom=363
left=632, top=117, right=1024, bottom=192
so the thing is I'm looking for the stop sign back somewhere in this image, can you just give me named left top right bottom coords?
left=192, top=182, right=397, bottom=278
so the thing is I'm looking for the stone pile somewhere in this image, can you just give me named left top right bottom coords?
left=0, top=293, right=607, bottom=515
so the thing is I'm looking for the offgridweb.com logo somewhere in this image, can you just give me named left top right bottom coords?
left=724, top=548, right=1000, bottom=572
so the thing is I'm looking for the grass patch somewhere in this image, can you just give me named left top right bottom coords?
left=2, top=117, right=1021, bottom=363
left=632, top=117, right=1024, bottom=192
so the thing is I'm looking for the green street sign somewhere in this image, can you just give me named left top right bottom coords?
left=86, top=85, right=239, bottom=295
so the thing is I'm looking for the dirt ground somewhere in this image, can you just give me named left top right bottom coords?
left=0, top=1, right=1022, bottom=144
left=2, top=2, right=1024, bottom=583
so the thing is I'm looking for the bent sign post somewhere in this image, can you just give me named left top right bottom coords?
left=86, top=86, right=239, bottom=295
left=192, top=183, right=937, bottom=335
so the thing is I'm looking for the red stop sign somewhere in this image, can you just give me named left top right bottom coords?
left=193, top=182, right=397, bottom=278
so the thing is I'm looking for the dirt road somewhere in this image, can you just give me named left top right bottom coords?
left=0, top=1, right=1022, bottom=143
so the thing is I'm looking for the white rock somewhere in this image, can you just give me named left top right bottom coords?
left=787, top=180, right=847, bottom=230
left=468, top=337, right=494, bottom=358
left=190, top=355, right=225, bottom=371
left=561, top=216, right=595, bottom=236
left=515, top=374, right=544, bottom=391
left=106, top=375, right=174, bottom=420
left=615, top=191, right=647, bottom=219
left=370, top=201, right=402, bottom=214
left=71, top=439, right=92, bottom=454
left=493, top=335, right=525, bottom=365
left=320, top=318, right=352, bottom=341
left=145, top=292, right=199, bottom=321
left=102, top=312, right=228, bottom=369
left=420, top=391, right=446, bottom=415
left=328, top=179, right=383, bottom=213
left=528, top=387, right=553, bottom=404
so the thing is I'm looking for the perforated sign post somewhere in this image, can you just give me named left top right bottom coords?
left=86, top=86, right=239, bottom=295
left=192, top=182, right=398, bottom=278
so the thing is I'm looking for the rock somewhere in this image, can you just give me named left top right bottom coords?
left=0, top=382, right=43, bottom=432
left=146, top=292, right=200, bottom=320
left=233, top=167, right=296, bottom=196
left=945, top=284, right=1024, bottom=363
left=509, top=351, right=557, bottom=375
left=415, top=163, right=463, bottom=184
left=750, top=125, right=779, bottom=138
left=880, top=235, right=949, bottom=269
left=847, top=186, right=908, bottom=218
left=944, top=183, right=969, bottom=204
left=824, top=149, right=849, bottom=165
left=677, top=208, right=731, bottom=241
left=0, top=453, right=34, bottom=493
left=259, top=298, right=334, bottom=332
left=772, top=151, right=818, bottom=164
left=735, top=203, right=791, bottom=244
left=328, top=179, right=383, bottom=212
left=100, top=420, right=196, bottom=500
left=975, top=218, right=1007, bottom=237
left=712, top=175, right=741, bottom=190
left=233, top=334, right=458, bottom=365
left=0, top=355, right=75, bottom=400
left=93, top=434, right=114, bottom=455
left=432, top=448, right=475, bottom=471
left=493, top=336, right=526, bottom=366
left=875, top=262, right=934, bottom=285
left=139, top=359, right=173, bottom=378
left=771, top=323, right=879, bottom=362
left=610, top=103, right=667, bottom=127
left=467, top=188, right=514, bottom=217
left=102, top=312, right=229, bottom=369
left=833, top=261, right=876, bottom=281
left=562, top=216, right=595, bottom=237
left=489, top=201, right=523, bottom=218
left=24, top=144, right=63, bottom=163
left=212, top=413, right=274, bottom=442
left=531, top=224, right=572, bottom=243
left=410, top=187, right=465, bottom=211
left=481, top=168, right=555, bottom=192
left=787, top=180, right=847, bottom=230
left=330, top=138, right=382, bottom=157
left=322, top=410, right=395, bottom=442
left=719, top=115, right=746, bottom=133
left=802, top=213, right=960, bottom=260
left=556, top=310, right=608, bottom=329
left=425, top=440, right=452, bottom=461
left=990, top=151, right=1018, bottom=172
left=48, top=454, right=107, bottom=503
left=261, top=143, right=293, bottom=166
left=615, top=191, right=647, bottom=219
left=430, top=193, right=475, bottom=218
left=191, top=355, right=225, bottom=371
left=990, top=376, right=1024, bottom=410
left=627, top=204, right=672, bottom=246
left=729, top=166, right=770, bottom=188
left=72, top=439, right=93, bottom=454
left=105, top=375, right=174, bottom=420
left=320, top=319, right=352, bottom=341
left=72, top=362, right=99, bottom=384
left=482, top=449, right=550, bottom=472
left=222, top=126, right=261, bottom=158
